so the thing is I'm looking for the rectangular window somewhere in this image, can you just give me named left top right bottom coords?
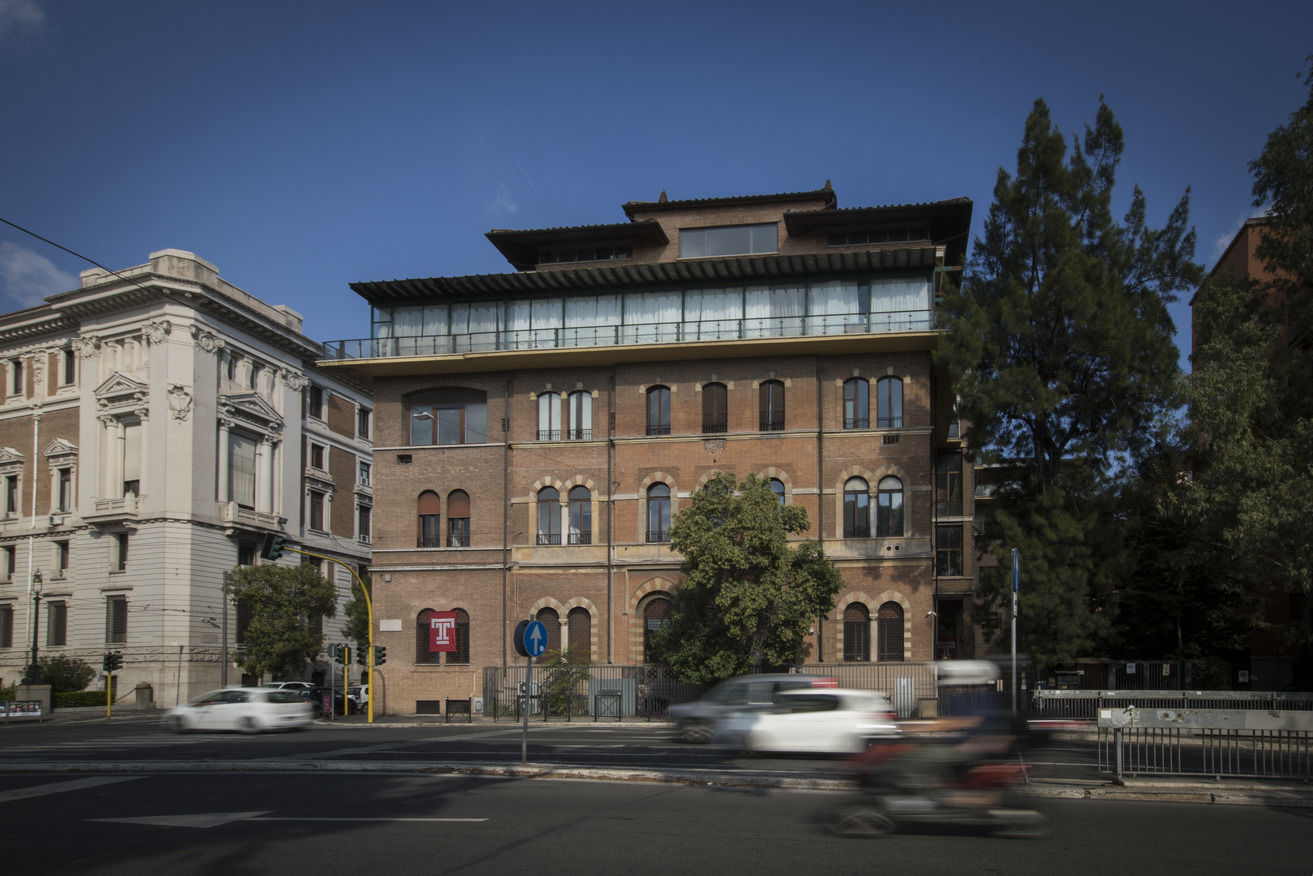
left=10, top=359, right=22, bottom=396
left=230, top=432, right=257, bottom=509
left=106, top=594, right=128, bottom=644
left=4, top=474, right=18, bottom=516
left=46, top=600, right=67, bottom=646
left=646, top=387, right=671, bottom=436
left=357, top=504, right=371, bottom=543
left=419, top=513, right=440, bottom=548
left=62, top=347, right=76, bottom=385
left=238, top=544, right=256, bottom=566
left=57, top=467, right=72, bottom=513
left=115, top=533, right=129, bottom=571
left=235, top=597, right=252, bottom=645
left=309, top=490, right=325, bottom=531
left=680, top=223, right=778, bottom=259
left=448, top=516, right=470, bottom=548
left=759, top=381, right=786, bottom=432
left=357, top=406, right=371, bottom=440
left=122, top=418, right=141, bottom=497
left=567, top=391, right=592, bottom=440
left=935, top=452, right=963, bottom=517
left=307, top=386, right=325, bottom=419
left=309, top=443, right=325, bottom=470
left=0, top=604, right=12, bottom=648
left=936, top=525, right=964, bottom=577
left=3, top=546, right=14, bottom=580
left=359, top=461, right=371, bottom=485
left=55, top=540, right=69, bottom=576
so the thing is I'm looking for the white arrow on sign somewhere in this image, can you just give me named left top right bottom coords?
left=529, top=624, right=544, bottom=651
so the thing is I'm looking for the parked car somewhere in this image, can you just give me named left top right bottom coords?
left=668, top=673, right=837, bottom=743
left=347, top=685, right=369, bottom=713
left=714, top=688, right=900, bottom=755
left=162, top=687, right=312, bottom=734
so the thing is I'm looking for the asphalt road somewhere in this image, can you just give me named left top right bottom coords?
left=2, top=771, right=1311, bottom=875
left=0, top=716, right=1101, bottom=785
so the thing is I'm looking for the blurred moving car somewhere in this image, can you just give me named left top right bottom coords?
left=668, top=673, right=837, bottom=743
left=162, top=687, right=312, bottom=733
left=715, top=688, right=899, bottom=755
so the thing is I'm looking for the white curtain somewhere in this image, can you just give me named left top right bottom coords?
left=622, top=292, right=681, bottom=344
left=684, top=288, right=742, bottom=340
left=563, top=294, right=620, bottom=347
left=870, top=277, right=932, bottom=331
left=229, top=432, right=256, bottom=508
left=745, top=284, right=805, bottom=337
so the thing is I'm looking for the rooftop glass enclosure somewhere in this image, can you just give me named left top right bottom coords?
left=324, top=275, right=933, bottom=360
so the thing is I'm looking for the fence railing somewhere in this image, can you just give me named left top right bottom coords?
left=1034, top=690, right=1313, bottom=721
left=481, top=664, right=701, bottom=722
left=1098, top=707, right=1313, bottom=780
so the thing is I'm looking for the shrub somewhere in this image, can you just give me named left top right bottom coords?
left=54, top=690, right=108, bottom=708
left=38, top=655, right=96, bottom=693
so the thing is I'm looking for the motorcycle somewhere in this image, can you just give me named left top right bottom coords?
left=824, top=739, right=1048, bottom=839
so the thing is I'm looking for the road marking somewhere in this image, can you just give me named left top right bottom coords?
left=0, top=776, right=142, bottom=804
left=91, top=812, right=488, bottom=828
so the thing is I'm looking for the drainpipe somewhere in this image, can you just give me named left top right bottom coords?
left=502, top=379, right=511, bottom=671
left=26, top=406, right=40, bottom=650
left=814, top=357, right=824, bottom=662
left=606, top=373, right=615, bottom=664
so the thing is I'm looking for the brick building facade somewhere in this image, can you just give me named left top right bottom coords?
left=322, top=185, right=977, bottom=715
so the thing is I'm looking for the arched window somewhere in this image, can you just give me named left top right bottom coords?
left=769, top=478, right=786, bottom=504
left=537, top=487, right=561, bottom=544
left=537, top=392, right=561, bottom=441
left=759, top=379, right=785, bottom=431
left=536, top=607, right=562, bottom=653
left=447, top=490, right=470, bottom=547
left=843, top=603, right=870, bottom=662
left=418, top=490, right=441, bottom=547
left=877, top=602, right=904, bottom=662
left=407, top=388, right=488, bottom=445
left=416, top=608, right=468, bottom=665
left=646, top=483, right=671, bottom=542
left=702, top=382, right=727, bottom=433
left=568, top=607, right=591, bottom=663
left=843, top=477, right=870, bottom=538
left=876, top=377, right=903, bottom=429
left=642, top=596, right=671, bottom=663
left=567, top=391, right=592, bottom=440
left=416, top=609, right=441, bottom=665
left=843, top=378, right=869, bottom=429
left=876, top=476, right=904, bottom=537
left=646, top=386, right=671, bottom=436
left=568, top=485, right=592, bottom=544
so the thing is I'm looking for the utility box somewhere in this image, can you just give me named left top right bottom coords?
left=134, top=683, right=154, bottom=708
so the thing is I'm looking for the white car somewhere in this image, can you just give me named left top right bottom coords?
left=163, top=687, right=313, bottom=734
left=715, top=688, right=899, bottom=755
left=669, top=673, right=838, bottom=743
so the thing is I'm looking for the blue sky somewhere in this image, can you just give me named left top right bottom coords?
left=2, top=0, right=1309, bottom=371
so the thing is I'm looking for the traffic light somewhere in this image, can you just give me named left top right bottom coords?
left=328, top=643, right=341, bottom=662
left=373, top=645, right=386, bottom=666
left=103, top=651, right=122, bottom=672
left=356, top=645, right=367, bottom=666
left=260, top=532, right=287, bottom=560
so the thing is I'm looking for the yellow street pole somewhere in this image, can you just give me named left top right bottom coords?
left=283, top=547, right=375, bottom=723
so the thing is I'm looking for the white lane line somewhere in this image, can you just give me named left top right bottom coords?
left=0, top=776, right=142, bottom=804
left=91, top=812, right=487, bottom=828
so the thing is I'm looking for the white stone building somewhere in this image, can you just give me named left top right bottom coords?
left=0, top=250, right=371, bottom=706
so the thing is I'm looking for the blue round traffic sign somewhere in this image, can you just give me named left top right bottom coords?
left=523, top=620, right=548, bottom=657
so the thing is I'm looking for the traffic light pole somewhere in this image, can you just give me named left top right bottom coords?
left=280, top=546, right=376, bottom=723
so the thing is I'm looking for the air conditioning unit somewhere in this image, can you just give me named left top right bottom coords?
left=48, top=513, right=63, bottom=526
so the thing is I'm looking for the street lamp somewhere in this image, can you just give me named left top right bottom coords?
left=21, top=569, right=44, bottom=685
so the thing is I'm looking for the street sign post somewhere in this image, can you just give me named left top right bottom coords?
left=516, top=620, right=548, bottom=763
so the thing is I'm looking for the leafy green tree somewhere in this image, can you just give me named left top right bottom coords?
left=538, top=648, right=591, bottom=716
left=652, top=472, right=843, bottom=685
left=38, top=654, right=95, bottom=693
left=341, top=570, right=372, bottom=656
left=937, top=98, right=1201, bottom=671
left=1185, top=59, right=1313, bottom=676
left=938, top=98, right=1201, bottom=489
left=228, top=563, right=337, bottom=681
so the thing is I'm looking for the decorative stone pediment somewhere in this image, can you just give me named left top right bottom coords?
left=95, top=373, right=149, bottom=414
left=42, top=438, right=77, bottom=461
left=0, top=446, right=24, bottom=468
left=219, top=392, right=283, bottom=434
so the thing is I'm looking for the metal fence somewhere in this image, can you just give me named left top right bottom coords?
left=1034, top=689, right=1313, bottom=721
left=480, top=662, right=946, bottom=721
left=481, top=664, right=701, bottom=722
left=1097, top=707, right=1313, bottom=780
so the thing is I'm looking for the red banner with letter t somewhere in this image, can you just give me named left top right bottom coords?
left=429, top=611, right=459, bottom=653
